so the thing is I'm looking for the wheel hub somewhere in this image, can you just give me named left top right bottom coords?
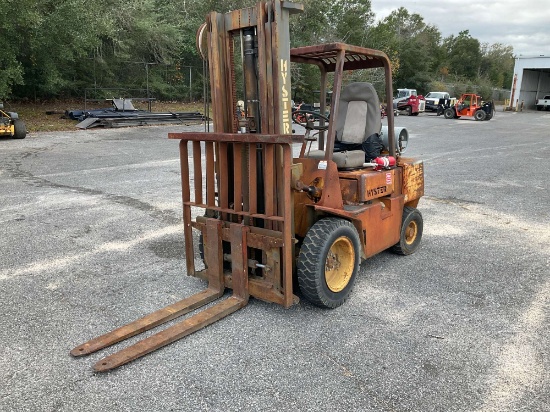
left=405, top=221, right=418, bottom=245
left=325, top=236, right=355, bottom=292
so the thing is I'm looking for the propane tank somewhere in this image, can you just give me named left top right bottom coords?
left=363, top=156, right=396, bottom=171
left=380, top=126, right=408, bottom=154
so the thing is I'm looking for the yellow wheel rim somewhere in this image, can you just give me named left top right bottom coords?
left=325, top=236, right=355, bottom=292
left=405, top=220, right=418, bottom=245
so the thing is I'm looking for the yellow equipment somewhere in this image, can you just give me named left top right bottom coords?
left=0, top=103, right=26, bottom=139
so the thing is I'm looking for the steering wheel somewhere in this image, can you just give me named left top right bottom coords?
left=292, top=110, right=330, bottom=131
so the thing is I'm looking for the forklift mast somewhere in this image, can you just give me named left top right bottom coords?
left=71, top=1, right=305, bottom=372
left=173, top=0, right=305, bottom=308
left=204, top=1, right=303, bottom=135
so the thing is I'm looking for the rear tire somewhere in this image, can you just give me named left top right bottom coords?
left=390, top=207, right=423, bottom=255
left=297, top=218, right=360, bottom=309
left=12, top=119, right=27, bottom=139
left=443, top=108, right=455, bottom=119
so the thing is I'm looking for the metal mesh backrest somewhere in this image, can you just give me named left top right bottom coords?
left=335, top=82, right=381, bottom=144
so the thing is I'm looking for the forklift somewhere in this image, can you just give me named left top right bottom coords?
left=71, top=0, right=424, bottom=372
left=443, top=93, right=495, bottom=121
left=0, top=103, right=26, bottom=139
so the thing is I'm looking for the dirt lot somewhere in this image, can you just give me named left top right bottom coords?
left=0, top=109, right=548, bottom=411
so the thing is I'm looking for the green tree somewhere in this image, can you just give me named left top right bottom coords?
left=367, top=7, right=443, bottom=93
left=0, top=0, right=517, bottom=101
left=328, top=0, right=374, bottom=46
left=444, top=30, right=482, bottom=81
left=10, top=0, right=117, bottom=98
left=480, top=43, right=514, bottom=88
left=0, top=0, right=39, bottom=98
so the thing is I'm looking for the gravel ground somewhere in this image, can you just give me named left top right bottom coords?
left=0, top=108, right=548, bottom=412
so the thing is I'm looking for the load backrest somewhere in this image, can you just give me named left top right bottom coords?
left=335, top=82, right=381, bottom=144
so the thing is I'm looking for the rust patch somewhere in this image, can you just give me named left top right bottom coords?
left=402, top=160, right=425, bottom=204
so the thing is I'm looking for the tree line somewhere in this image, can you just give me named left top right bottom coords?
left=0, top=0, right=514, bottom=102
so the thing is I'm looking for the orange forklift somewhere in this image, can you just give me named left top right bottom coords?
left=71, top=0, right=424, bottom=372
left=443, top=93, right=495, bottom=120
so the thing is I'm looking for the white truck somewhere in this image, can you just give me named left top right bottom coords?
left=424, top=91, right=456, bottom=112
left=536, top=95, right=550, bottom=111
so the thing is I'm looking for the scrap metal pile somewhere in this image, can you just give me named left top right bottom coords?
left=66, top=98, right=207, bottom=129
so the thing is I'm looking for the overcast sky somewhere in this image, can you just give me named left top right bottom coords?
left=370, top=0, right=550, bottom=57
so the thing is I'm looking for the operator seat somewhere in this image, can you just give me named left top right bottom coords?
left=307, top=82, right=382, bottom=169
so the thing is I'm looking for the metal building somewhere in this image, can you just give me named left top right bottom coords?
left=510, top=56, right=550, bottom=109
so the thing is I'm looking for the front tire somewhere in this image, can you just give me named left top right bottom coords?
left=390, top=207, right=423, bottom=255
left=474, top=110, right=486, bottom=121
left=297, top=218, right=360, bottom=309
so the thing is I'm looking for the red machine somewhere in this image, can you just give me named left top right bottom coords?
left=393, top=88, right=425, bottom=116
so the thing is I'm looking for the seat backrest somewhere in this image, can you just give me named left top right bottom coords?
left=335, top=82, right=381, bottom=144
